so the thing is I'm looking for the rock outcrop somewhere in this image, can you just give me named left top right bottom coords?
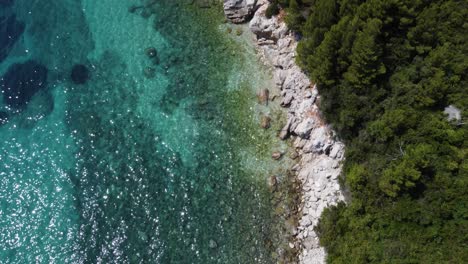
left=444, top=105, right=462, bottom=122
left=223, top=0, right=258, bottom=23
left=245, top=1, right=346, bottom=263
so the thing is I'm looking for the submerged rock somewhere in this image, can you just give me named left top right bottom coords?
left=268, top=175, right=278, bottom=192
left=128, top=5, right=141, bottom=13
left=71, top=64, right=90, bottom=84
left=144, top=66, right=156, bottom=78
left=1, top=60, right=48, bottom=109
left=224, top=0, right=258, bottom=24
left=279, top=118, right=292, bottom=140
left=257, top=88, right=269, bottom=105
left=209, top=239, right=218, bottom=249
left=145, top=47, right=159, bottom=64
left=145, top=47, right=158, bottom=58
left=272, top=151, right=282, bottom=160
left=290, top=151, right=299, bottom=160
left=260, top=115, right=271, bottom=129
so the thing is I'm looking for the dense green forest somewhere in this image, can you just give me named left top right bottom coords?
left=269, top=0, right=468, bottom=262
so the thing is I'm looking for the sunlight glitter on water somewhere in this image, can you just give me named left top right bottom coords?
left=1, top=0, right=294, bottom=263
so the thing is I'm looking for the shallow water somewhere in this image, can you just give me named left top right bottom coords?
left=0, top=1, right=292, bottom=263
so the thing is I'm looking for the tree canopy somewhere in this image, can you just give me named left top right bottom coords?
left=278, top=0, right=468, bottom=262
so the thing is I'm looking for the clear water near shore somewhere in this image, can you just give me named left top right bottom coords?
left=0, top=0, right=296, bottom=263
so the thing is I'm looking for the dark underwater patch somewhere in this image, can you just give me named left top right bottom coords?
left=0, top=111, right=8, bottom=125
left=1, top=60, right=48, bottom=110
left=0, top=0, right=14, bottom=7
left=71, top=64, right=90, bottom=84
left=0, top=14, right=25, bottom=62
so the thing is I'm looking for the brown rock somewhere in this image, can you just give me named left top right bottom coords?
left=260, top=115, right=271, bottom=129
left=279, top=129, right=288, bottom=140
left=279, top=118, right=292, bottom=140
left=272, top=151, right=282, bottom=160
left=290, top=151, right=299, bottom=160
left=257, top=89, right=269, bottom=105
left=268, top=175, right=278, bottom=191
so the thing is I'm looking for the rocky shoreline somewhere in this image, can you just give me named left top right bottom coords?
left=224, top=1, right=346, bottom=263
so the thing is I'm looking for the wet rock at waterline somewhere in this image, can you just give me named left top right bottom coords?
left=279, top=118, right=292, bottom=140
left=268, top=175, right=278, bottom=192
left=1, top=60, right=48, bottom=109
left=71, top=64, right=90, bottom=85
left=290, top=151, right=299, bottom=160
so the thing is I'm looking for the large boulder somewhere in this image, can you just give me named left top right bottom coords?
left=294, top=117, right=315, bottom=139
left=224, top=0, right=257, bottom=24
left=249, top=3, right=288, bottom=41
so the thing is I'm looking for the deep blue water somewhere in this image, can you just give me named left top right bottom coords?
left=0, top=0, right=292, bottom=263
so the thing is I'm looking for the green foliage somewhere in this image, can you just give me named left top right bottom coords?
left=288, top=0, right=468, bottom=262
left=284, top=0, right=304, bottom=32
left=265, top=0, right=280, bottom=18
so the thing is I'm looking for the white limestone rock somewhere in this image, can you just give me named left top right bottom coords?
left=294, top=118, right=315, bottom=139
left=249, top=3, right=288, bottom=40
left=223, top=0, right=258, bottom=23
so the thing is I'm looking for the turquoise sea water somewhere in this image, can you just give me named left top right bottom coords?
left=0, top=0, right=295, bottom=263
